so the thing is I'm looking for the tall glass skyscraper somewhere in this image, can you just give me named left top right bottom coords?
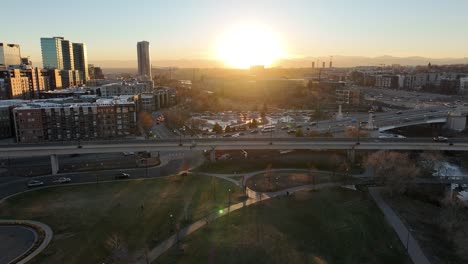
left=61, top=40, right=74, bottom=70
left=41, top=37, right=64, bottom=70
left=73, top=43, right=89, bottom=81
left=41, top=37, right=89, bottom=84
left=137, top=41, right=152, bottom=80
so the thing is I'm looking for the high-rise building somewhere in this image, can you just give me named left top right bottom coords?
left=73, top=43, right=88, bottom=82
left=41, top=37, right=64, bottom=70
left=61, top=39, right=74, bottom=70
left=0, top=43, right=22, bottom=68
left=137, top=41, right=152, bottom=80
left=41, top=37, right=89, bottom=85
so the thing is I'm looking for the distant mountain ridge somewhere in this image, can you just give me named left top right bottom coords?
left=87, top=55, right=468, bottom=69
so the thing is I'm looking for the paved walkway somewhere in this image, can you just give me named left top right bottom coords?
left=0, top=220, right=53, bottom=264
left=368, top=188, right=431, bottom=264
left=136, top=182, right=338, bottom=263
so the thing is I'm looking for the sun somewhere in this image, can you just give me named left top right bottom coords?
left=216, top=24, right=284, bottom=69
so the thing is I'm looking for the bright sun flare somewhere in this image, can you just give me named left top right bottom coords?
left=216, top=24, right=284, bottom=69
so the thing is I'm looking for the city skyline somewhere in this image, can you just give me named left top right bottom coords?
left=2, top=0, right=468, bottom=68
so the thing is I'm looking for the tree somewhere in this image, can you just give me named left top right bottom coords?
left=366, top=151, right=421, bottom=195
left=295, top=128, right=304, bottom=137
left=225, top=125, right=232, bottom=133
left=419, top=151, right=444, bottom=176
left=212, top=123, right=223, bottom=134
left=137, top=111, right=153, bottom=133
left=249, top=119, right=258, bottom=129
left=345, top=126, right=369, bottom=138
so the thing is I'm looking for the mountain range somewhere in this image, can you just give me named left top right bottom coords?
left=88, top=55, right=468, bottom=70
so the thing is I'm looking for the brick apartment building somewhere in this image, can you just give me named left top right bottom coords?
left=13, top=100, right=136, bottom=143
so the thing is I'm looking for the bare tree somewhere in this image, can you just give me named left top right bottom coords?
left=366, top=151, right=421, bottom=195
left=419, top=151, right=444, bottom=176
left=104, top=233, right=130, bottom=263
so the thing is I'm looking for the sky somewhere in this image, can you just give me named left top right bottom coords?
left=2, top=0, right=468, bottom=67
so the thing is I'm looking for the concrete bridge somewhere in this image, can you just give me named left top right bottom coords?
left=2, top=137, right=468, bottom=174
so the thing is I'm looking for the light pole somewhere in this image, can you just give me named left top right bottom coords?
left=178, top=129, right=182, bottom=146
left=145, top=158, right=149, bottom=178
left=269, top=125, right=273, bottom=145
left=357, top=121, right=361, bottom=145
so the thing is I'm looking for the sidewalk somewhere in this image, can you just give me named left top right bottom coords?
left=368, top=187, right=431, bottom=264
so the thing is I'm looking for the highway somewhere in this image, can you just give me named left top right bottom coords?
left=2, top=137, right=468, bottom=158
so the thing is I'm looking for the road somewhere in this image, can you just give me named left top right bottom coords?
left=0, top=150, right=204, bottom=201
left=2, top=138, right=468, bottom=158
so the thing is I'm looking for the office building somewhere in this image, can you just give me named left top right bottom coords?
left=0, top=43, right=22, bottom=68
left=61, top=39, right=74, bottom=70
left=73, top=43, right=88, bottom=82
left=137, top=41, right=152, bottom=80
left=41, top=37, right=89, bottom=84
left=41, top=37, right=64, bottom=70
left=459, top=77, right=468, bottom=95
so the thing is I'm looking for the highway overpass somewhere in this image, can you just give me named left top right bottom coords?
left=2, top=137, right=468, bottom=175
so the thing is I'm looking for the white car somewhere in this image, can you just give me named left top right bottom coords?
left=27, top=180, right=44, bottom=188
left=123, top=152, right=135, bottom=156
left=56, top=177, right=71, bottom=184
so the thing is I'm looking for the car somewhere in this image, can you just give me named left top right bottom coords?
left=287, top=129, right=296, bottom=134
left=250, top=130, right=259, bottom=134
left=281, top=126, right=289, bottom=130
left=123, top=152, right=135, bottom=156
left=429, top=109, right=437, bottom=112
left=433, top=136, right=449, bottom=142
left=115, top=173, right=131, bottom=179
left=310, top=122, right=317, bottom=126
left=231, top=133, right=240, bottom=138
left=223, top=134, right=232, bottom=137
left=239, top=132, right=245, bottom=136
left=27, top=180, right=44, bottom=187
left=296, top=125, right=303, bottom=128
left=403, top=118, right=410, bottom=122
left=396, top=111, right=402, bottom=114
left=56, top=177, right=71, bottom=184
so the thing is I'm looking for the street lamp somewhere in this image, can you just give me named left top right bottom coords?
left=357, top=121, right=361, bottom=145
left=178, top=129, right=182, bottom=146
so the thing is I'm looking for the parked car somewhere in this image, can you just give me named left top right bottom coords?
left=27, top=180, right=44, bottom=188
left=287, top=129, right=296, bottom=134
left=396, top=111, right=402, bottom=114
left=56, top=177, right=71, bottom=184
left=123, top=152, right=135, bottom=156
left=115, top=173, right=131, bottom=179
left=433, top=136, right=449, bottom=142
left=250, top=130, right=259, bottom=134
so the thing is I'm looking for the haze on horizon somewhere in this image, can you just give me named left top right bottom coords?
left=3, top=0, right=468, bottom=68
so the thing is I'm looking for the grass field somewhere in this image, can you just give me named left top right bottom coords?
left=0, top=175, right=243, bottom=264
left=386, top=194, right=468, bottom=264
left=157, top=188, right=411, bottom=264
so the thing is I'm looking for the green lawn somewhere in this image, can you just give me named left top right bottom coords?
left=195, top=160, right=315, bottom=174
left=0, top=175, right=243, bottom=264
left=157, top=188, right=411, bottom=264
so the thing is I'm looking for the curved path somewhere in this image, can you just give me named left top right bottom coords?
left=0, top=220, right=53, bottom=264
left=136, top=178, right=339, bottom=263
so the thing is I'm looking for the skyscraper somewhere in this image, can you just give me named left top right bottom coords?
left=137, top=41, right=152, bottom=80
left=41, top=37, right=89, bottom=85
left=73, top=43, right=89, bottom=82
left=0, top=43, right=22, bottom=68
left=61, top=39, right=74, bottom=70
left=41, top=37, right=64, bottom=70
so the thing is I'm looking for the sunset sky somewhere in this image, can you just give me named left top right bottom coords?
left=2, top=0, right=468, bottom=67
